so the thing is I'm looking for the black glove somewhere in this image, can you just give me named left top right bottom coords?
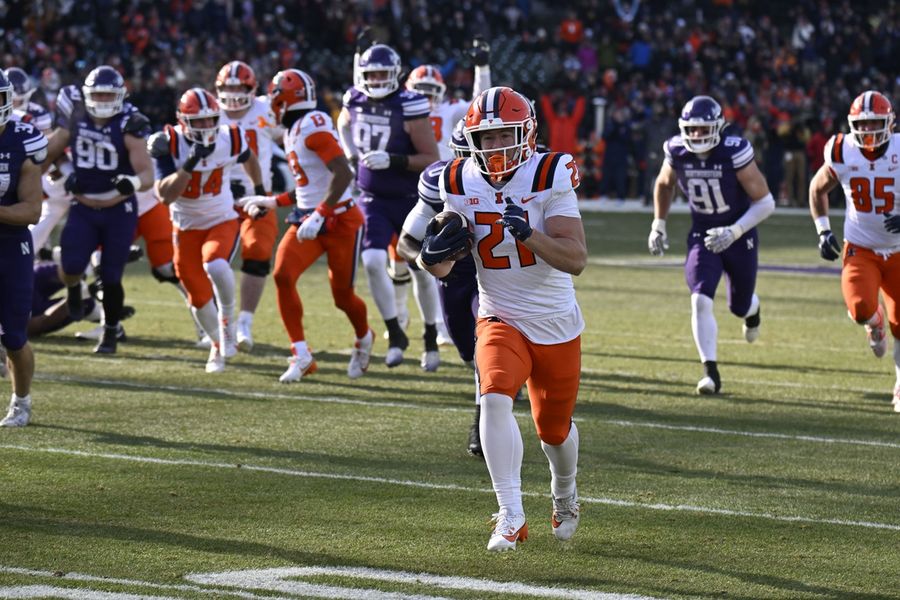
left=885, top=212, right=900, bottom=234
left=818, top=230, right=842, bottom=261
left=496, top=198, right=533, bottom=241
left=183, top=143, right=215, bottom=173
left=355, top=27, right=375, bottom=54
left=420, top=217, right=473, bottom=266
left=468, top=36, right=491, bottom=67
left=112, top=174, right=140, bottom=195
left=230, top=180, right=247, bottom=200
left=64, top=172, right=80, bottom=195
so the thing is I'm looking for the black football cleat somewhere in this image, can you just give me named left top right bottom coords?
left=93, top=325, right=119, bottom=354
left=467, top=405, right=483, bottom=459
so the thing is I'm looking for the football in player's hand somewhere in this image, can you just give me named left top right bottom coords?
left=428, top=210, right=475, bottom=262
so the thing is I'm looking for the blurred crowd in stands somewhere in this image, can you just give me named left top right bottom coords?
left=2, top=0, right=897, bottom=203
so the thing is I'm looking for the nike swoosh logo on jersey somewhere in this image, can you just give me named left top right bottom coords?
left=521, top=195, right=537, bottom=204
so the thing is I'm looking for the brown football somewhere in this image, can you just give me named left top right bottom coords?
left=431, top=210, right=474, bottom=260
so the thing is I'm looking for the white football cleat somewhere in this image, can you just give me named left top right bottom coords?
left=551, top=493, right=580, bottom=541
left=487, top=510, right=528, bottom=552
left=697, top=376, right=718, bottom=395
left=1, top=394, right=31, bottom=427
left=205, top=345, right=225, bottom=373
left=385, top=346, right=404, bottom=368
left=348, top=330, right=374, bottom=379
left=75, top=323, right=126, bottom=341
left=195, top=333, right=213, bottom=349
left=221, top=319, right=238, bottom=358
left=436, top=320, right=454, bottom=346
left=865, top=306, right=887, bottom=358
left=236, top=319, right=254, bottom=353
left=420, top=350, right=439, bottom=372
left=279, top=351, right=318, bottom=383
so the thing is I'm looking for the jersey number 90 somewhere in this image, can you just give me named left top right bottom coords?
left=74, top=137, right=119, bottom=171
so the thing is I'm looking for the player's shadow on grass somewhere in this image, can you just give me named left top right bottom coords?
left=0, top=503, right=344, bottom=566
left=572, top=548, right=894, bottom=600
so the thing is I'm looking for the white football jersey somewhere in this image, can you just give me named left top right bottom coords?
left=825, top=133, right=900, bottom=252
left=164, top=124, right=248, bottom=230
left=220, top=96, right=279, bottom=192
left=431, top=100, right=469, bottom=161
left=135, top=188, right=159, bottom=217
left=439, top=152, right=584, bottom=344
left=283, top=110, right=352, bottom=210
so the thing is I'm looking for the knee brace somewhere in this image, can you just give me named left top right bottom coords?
left=241, top=259, right=270, bottom=277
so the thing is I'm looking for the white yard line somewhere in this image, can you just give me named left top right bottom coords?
left=2, top=443, right=898, bottom=532
left=34, top=374, right=899, bottom=449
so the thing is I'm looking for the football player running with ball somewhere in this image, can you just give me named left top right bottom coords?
left=648, top=95, right=775, bottom=394
left=419, top=87, right=587, bottom=551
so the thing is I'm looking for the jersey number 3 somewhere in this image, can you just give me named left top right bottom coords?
left=849, top=177, right=894, bottom=214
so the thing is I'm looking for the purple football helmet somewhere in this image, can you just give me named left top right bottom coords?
left=678, top=95, right=724, bottom=154
left=4, top=67, right=35, bottom=108
left=355, top=44, right=402, bottom=99
left=0, top=70, right=12, bottom=126
left=82, top=65, right=126, bottom=118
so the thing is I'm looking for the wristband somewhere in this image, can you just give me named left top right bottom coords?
left=254, top=184, right=267, bottom=196
left=182, top=156, right=200, bottom=173
left=814, top=216, right=831, bottom=235
left=275, top=191, right=294, bottom=207
left=389, top=154, right=409, bottom=169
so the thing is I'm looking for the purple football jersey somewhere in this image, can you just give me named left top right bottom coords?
left=664, top=134, right=755, bottom=230
left=0, top=119, right=47, bottom=235
left=342, top=86, right=431, bottom=199
left=55, top=86, right=150, bottom=196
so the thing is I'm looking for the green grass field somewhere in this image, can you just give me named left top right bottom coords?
left=1, top=208, right=898, bottom=600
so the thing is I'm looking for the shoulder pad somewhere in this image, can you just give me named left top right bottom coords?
left=830, top=133, right=846, bottom=164
left=147, top=131, right=171, bottom=159
left=530, top=152, right=566, bottom=193
left=441, top=157, right=467, bottom=196
left=123, top=111, right=151, bottom=136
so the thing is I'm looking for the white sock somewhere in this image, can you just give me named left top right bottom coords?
left=12, top=393, right=31, bottom=405
left=393, top=282, right=410, bottom=320
left=691, top=293, right=717, bottom=362
left=480, top=392, right=523, bottom=515
left=410, top=268, right=439, bottom=325
left=204, top=259, right=236, bottom=324
left=541, top=421, right=579, bottom=500
left=191, top=301, right=220, bottom=343
left=362, top=249, right=397, bottom=320
left=238, top=310, right=254, bottom=328
left=743, top=293, right=760, bottom=318
left=291, top=340, right=310, bottom=357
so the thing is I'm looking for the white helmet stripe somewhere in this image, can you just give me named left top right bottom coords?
left=482, top=88, right=499, bottom=120
left=863, top=91, right=873, bottom=113
left=298, top=71, right=314, bottom=101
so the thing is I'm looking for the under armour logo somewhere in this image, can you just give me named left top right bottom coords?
left=0, top=153, right=10, bottom=159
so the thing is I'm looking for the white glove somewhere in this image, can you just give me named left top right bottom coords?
left=648, top=218, right=669, bottom=256
left=237, top=195, right=275, bottom=218
left=704, top=224, right=743, bottom=254
left=296, top=210, right=326, bottom=240
left=361, top=150, right=391, bottom=170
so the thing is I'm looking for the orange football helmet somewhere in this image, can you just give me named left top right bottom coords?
left=177, top=88, right=220, bottom=146
left=406, top=65, right=446, bottom=107
left=848, top=91, right=895, bottom=150
left=464, top=86, right=537, bottom=179
left=267, top=69, right=317, bottom=126
left=215, top=61, right=257, bottom=111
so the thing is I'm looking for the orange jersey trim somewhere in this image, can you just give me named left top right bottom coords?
left=164, top=125, right=179, bottom=159
left=229, top=125, right=241, bottom=156
left=832, top=133, right=844, bottom=164
left=304, top=130, right=344, bottom=165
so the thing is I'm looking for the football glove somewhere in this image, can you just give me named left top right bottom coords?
left=496, top=198, right=532, bottom=241
left=183, top=142, right=215, bottom=172
left=361, top=150, right=391, bottom=170
left=818, top=230, right=842, bottom=261
left=296, top=203, right=334, bottom=240
left=355, top=27, right=376, bottom=54
left=420, top=217, right=473, bottom=266
left=230, top=180, right=247, bottom=200
left=112, top=174, right=141, bottom=196
left=237, top=195, right=276, bottom=219
left=63, top=173, right=80, bottom=195
left=469, top=37, right=491, bottom=67
left=704, top=225, right=742, bottom=254
left=648, top=219, right=668, bottom=256
left=884, top=212, right=900, bottom=234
